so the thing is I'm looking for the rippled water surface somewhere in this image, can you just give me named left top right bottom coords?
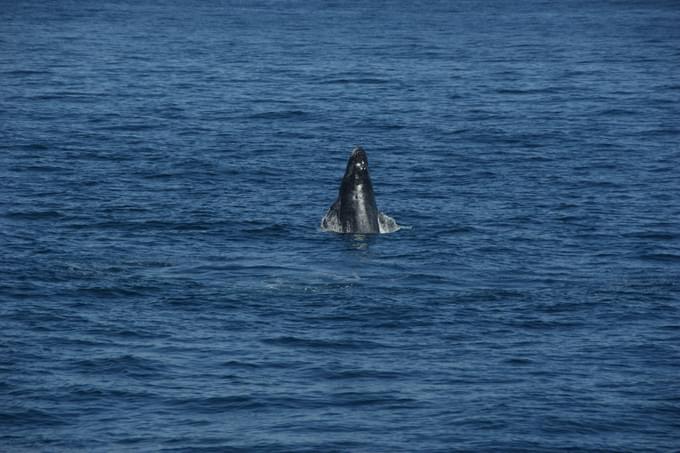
left=2, top=1, right=680, bottom=451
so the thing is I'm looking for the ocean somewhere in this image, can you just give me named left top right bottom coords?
left=2, top=0, right=679, bottom=451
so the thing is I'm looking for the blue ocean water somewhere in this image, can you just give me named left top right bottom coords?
left=2, top=0, right=680, bottom=451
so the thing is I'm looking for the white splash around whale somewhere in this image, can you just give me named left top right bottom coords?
left=320, top=210, right=400, bottom=234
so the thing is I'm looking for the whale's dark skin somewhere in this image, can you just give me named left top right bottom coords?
left=322, top=146, right=381, bottom=234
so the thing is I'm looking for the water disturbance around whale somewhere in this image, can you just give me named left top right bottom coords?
left=321, top=146, right=399, bottom=234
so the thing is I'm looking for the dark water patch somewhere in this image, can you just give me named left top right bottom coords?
left=437, top=127, right=470, bottom=136
left=221, top=360, right=260, bottom=369
left=354, top=121, right=405, bottom=131
left=329, top=392, right=420, bottom=409
left=495, top=87, right=561, bottom=95
left=535, top=299, right=594, bottom=315
left=623, top=230, right=679, bottom=241
left=273, top=130, right=317, bottom=139
left=8, top=164, right=68, bottom=173
left=638, top=253, right=680, bottom=263
left=455, top=288, right=532, bottom=304
left=67, top=385, right=157, bottom=403
left=249, top=98, right=296, bottom=105
left=262, top=336, right=387, bottom=351
left=167, top=395, right=259, bottom=413
left=503, top=357, right=534, bottom=366
left=309, top=367, right=405, bottom=381
left=75, top=354, right=166, bottom=377
left=319, top=77, right=390, bottom=85
left=0, top=409, right=69, bottom=428
left=510, top=317, right=581, bottom=331
left=10, top=143, right=51, bottom=151
left=538, top=414, right=625, bottom=435
left=596, top=108, right=638, bottom=117
left=67, top=219, right=228, bottom=233
left=2, top=69, right=54, bottom=76
left=102, top=326, right=170, bottom=341
left=98, top=123, right=162, bottom=132
left=246, top=110, right=307, bottom=120
left=75, top=284, right=157, bottom=298
left=3, top=210, right=66, bottom=221
left=30, top=92, right=109, bottom=102
left=159, top=441, right=259, bottom=452
left=241, top=222, right=289, bottom=236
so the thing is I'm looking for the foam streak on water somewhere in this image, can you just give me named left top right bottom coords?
left=2, top=1, right=680, bottom=451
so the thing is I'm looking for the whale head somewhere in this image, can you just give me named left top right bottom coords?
left=344, top=146, right=370, bottom=182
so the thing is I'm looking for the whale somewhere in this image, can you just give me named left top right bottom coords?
left=321, top=146, right=399, bottom=234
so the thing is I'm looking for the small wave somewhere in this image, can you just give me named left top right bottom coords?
left=75, top=354, right=165, bottom=377
left=99, top=123, right=160, bottom=132
left=360, top=122, right=405, bottom=130
left=326, top=391, right=419, bottom=408
left=439, top=127, right=470, bottom=136
left=3, top=210, right=65, bottom=220
left=262, top=335, right=385, bottom=350
left=15, top=143, right=49, bottom=151
left=69, top=219, right=226, bottom=232
left=623, top=231, right=678, bottom=241
left=495, top=87, right=559, bottom=95
left=597, top=108, right=636, bottom=116
left=638, top=253, right=680, bottom=262
left=3, top=69, right=53, bottom=76
left=31, top=91, right=106, bottom=102
left=638, top=127, right=680, bottom=137
left=76, top=285, right=155, bottom=298
left=68, top=385, right=155, bottom=402
left=274, top=130, right=317, bottom=139
left=438, top=225, right=477, bottom=235
left=504, top=357, right=533, bottom=366
left=319, top=77, right=389, bottom=85
left=168, top=395, right=258, bottom=413
left=10, top=164, right=64, bottom=173
left=511, top=318, right=580, bottom=330
left=313, top=368, right=404, bottom=381
left=222, top=360, right=260, bottom=369
left=247, top=110, right=307, bottom=120
left=0, top=409, right=67, bottom=428
left=242, top=222, right=289, bottom=235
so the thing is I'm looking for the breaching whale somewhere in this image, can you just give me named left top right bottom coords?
left=321, top=146, right=399, bottom=234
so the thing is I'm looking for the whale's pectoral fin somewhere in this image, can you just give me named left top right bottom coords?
left=378, top=212, right=400, bottom=234
left=321, top=200, right=342, bottom=233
